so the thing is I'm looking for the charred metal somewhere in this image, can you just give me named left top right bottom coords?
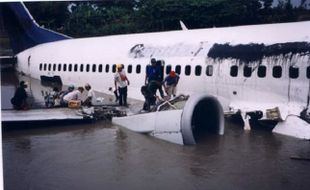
left=207, top=42, right=310, bottom=63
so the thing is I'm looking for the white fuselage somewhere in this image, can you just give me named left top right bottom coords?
left=16, top=21, right=310, bottom=114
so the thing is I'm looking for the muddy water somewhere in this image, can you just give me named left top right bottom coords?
left=2, top=69, right=310, bottom=190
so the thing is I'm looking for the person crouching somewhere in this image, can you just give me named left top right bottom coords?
left=62, top=86, right=84, bottom=107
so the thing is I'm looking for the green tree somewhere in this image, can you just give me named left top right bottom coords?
left=25, top=2, right=70, bottom=33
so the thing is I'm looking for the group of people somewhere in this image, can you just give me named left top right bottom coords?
left=49, top=83, right=95, bottom=107
left=11, top=58, right=179, bottom=111
left=142, top=58, right=180, bottom=111
left=10, top=81, right=96, bottom=110
left=112, top=58, right=180, bottom=111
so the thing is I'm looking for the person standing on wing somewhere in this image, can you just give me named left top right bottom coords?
left=145, top=58, right=164, bottom=99
left=114, top=64, right=130, bottom=106
left=163, top=71, right=180, bottom=99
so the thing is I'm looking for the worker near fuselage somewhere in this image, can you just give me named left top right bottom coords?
left=59, top=85, right=74, bottom=106
left=145, top=58, right=164, bottom=99
left=11, top=81, right=28, bottom=110
left=114, top=64, right=130, bottom=106
left=163, top=71, right=180, bottom=98
left=62, top=86, right=84, bottom=106
left=84, top=83, right=96, bottom=106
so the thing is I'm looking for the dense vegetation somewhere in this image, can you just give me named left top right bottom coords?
left=25, top=0, right=310, bottom=38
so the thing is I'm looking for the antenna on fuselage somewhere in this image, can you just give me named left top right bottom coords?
left=179, top=20, right=188, bottom=30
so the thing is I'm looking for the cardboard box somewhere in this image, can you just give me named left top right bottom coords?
left=68, top=100, right=81, bottom=108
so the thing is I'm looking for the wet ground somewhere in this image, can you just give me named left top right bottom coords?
left=1, top=68, right=310, bottom=190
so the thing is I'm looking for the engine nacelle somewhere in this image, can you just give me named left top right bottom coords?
left=112, top=93, right=224, bottom=145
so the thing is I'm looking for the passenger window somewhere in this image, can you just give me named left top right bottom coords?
left=74, top=64, right=78, bottom=72
left=112, top=64, right=116, bottom=73
left=63, top=64, right=67, bottom=72
left=58, top=64, right=61, bottom=71
left=68, top=64, right=72, bottom=72
left=230, top=65, right=238, bottom=77
left=44, top=63, right=47, bottom=71
left=105, top=64, right=109, bottom=73
left=185, top=65, right=191, bottom=76
left=175, top=65, right=181, bottom=75
left=98, top=64, right=103, bottom=72
left=39, top=63, right=42, bottom=71
left=289, top=66, right=299, bottom=79
left=206, top=65, right=213, bottom=76
left=166, top=65, right=172, bottom=75
left=136, top=65, right=141, bottom=73
left=80, top=64, right=84, bottom=72
left=257, top=65, right=266, bottom=78
left=307, top=66, right=310, bottom=79
left=243, top=65, right=252, bottom=77
left=53, top=64, right=56, bottom=71
left=195, top=65, right=202, bottom=76
left=273, top=66, right=282, bottom=78
left=86, top=64, right=90, bottom=72
left=128, top=65, right=132, bottom=73
left=92, top=64, right=96, bottom=72
left=48, top=63, right=51, bottom=71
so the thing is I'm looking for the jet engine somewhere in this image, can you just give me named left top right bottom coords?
left=112, top=93, right=224, bottom=145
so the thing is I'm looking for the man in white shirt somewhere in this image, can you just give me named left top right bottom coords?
left=62, top=86, right=84, bottom=106
left=114, top=64, right=130, bottom=106
left=84, top=83, right=96, bottom=106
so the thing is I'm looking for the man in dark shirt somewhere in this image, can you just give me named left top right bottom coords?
left=11, top=81, right=28, bottom=110
left=145, top=58, right=164, bottom=98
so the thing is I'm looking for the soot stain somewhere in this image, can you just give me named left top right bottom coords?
left=207, top=42, right=310, bottom=63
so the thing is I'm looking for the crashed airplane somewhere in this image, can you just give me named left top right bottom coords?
left=1, top=2, right=310, bottom=144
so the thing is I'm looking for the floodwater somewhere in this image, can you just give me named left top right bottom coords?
left=1, top=68, right=310, bottom=190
